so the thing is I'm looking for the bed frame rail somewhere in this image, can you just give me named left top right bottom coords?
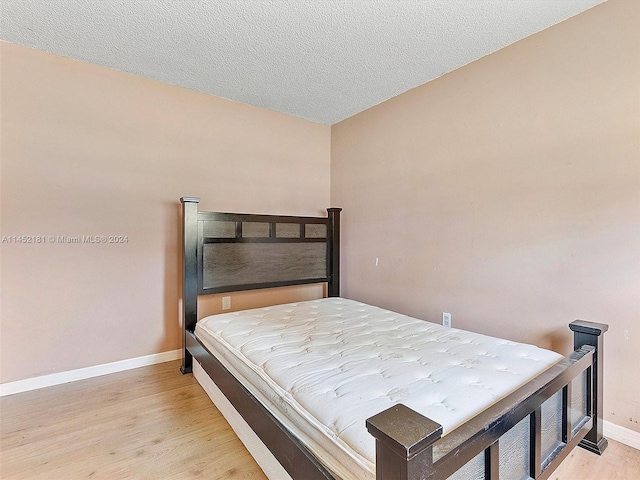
left=366, top=320, right=608, bottom=480
left=185, top=329, right=335, bottom=479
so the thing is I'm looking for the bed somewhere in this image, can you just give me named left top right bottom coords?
left=179, top=197, right=608, bottom=480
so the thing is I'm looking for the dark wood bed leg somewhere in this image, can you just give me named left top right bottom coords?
left=180, top=196, right=200, bottom=374
left=569, top=320, right=609, bottom=455
left=366, top=404, right=443, bottom=480
left=327, top=207, right=342, bottom=297
left=181, top=350, right=193, bottom=374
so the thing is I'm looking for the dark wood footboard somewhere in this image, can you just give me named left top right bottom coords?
left=366, top=320, right=608, bottom=480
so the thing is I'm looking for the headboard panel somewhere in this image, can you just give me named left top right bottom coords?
left=198, top=211, right=334, bottom=294
left=181, top=197, right=341, bottom=336
left=201, top=242, right=328, bottom=291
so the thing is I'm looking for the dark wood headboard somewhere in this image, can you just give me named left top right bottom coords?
left=180, top=197, right=341, bottom=335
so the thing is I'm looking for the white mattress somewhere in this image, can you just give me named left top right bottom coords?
left=195, top=298, right=562, bottom=480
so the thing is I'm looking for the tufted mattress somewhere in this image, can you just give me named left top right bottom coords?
left=195, top=297, right=562, bottom=479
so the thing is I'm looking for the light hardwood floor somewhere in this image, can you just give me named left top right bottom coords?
left=1, top=360, right=638, bottom=479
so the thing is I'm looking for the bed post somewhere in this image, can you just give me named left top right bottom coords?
left=569, top=320, right=609, bottom=455
left=180, top=197, right=200, bottom=374
left=366, top=404, right=443, bottom=480
left=327, top=207, right=342, bottom=297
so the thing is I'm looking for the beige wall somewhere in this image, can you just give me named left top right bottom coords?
left=1, top=0, right=638, bottom=436
left=0, top=42, right=330, bottom=383
left=332, top=0, right=639, bottom=434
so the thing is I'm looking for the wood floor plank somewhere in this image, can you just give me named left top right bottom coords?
left=552, top=438, right=640, bottom=480
left=1, top=360, right=638, bottom=479
left=1, top=361, right=267, bottom=480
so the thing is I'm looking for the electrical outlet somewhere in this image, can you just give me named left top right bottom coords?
left=222, top=296, right=231, bottom=310
left=442, top=312, right=452, bottom=328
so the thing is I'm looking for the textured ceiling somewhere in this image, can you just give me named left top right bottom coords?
left=1, top=0, right=605, bottom=124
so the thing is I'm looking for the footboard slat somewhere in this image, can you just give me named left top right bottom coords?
left=485, top=442, right=499, bottom=480
left=530, top=407, right=542, bottom=478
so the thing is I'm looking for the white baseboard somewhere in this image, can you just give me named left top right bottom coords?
left=604, top=420, right=640, bottom=451
left=0, top=349, right=181, bottom=397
